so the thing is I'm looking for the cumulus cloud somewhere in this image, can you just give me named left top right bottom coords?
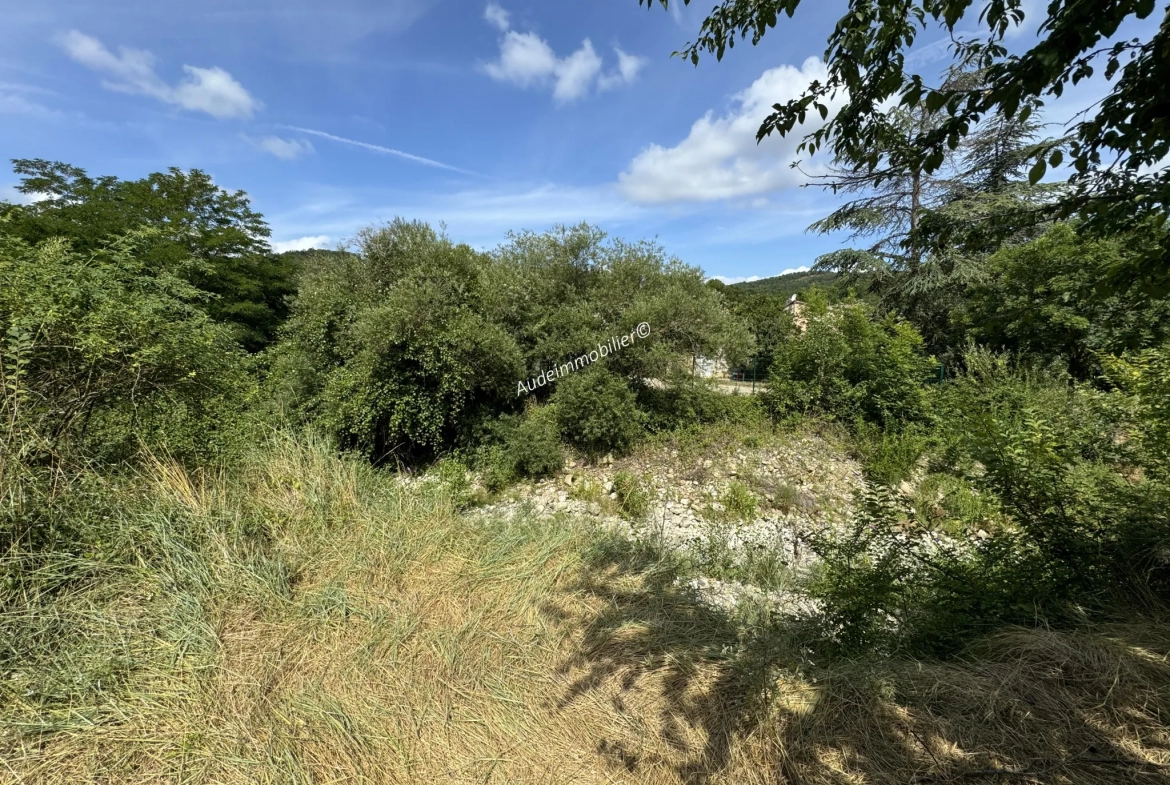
left=598, top=48, right=646, bottom=91
left=272, top=235, right=331, bottom=253
left=482, top=4, right=641, bottom=102
left=56, top=30, right=259, bottom=119
left=483, top=2, right=511, bottom=32
left=251, top=135, right=314, bottom=160
left=618, top=58, right=843, bottom=203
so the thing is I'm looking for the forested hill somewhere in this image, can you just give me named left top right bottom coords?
left=725, top=269, right=837, bottom=298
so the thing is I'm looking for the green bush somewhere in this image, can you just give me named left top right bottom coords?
left=508, top=405, right=564, bottom=479
left=612, top=470, right=652, bottom=521
left=475, top=405, right=564, bottom=492
left=851, top=420, right=930, bottom=486
left=552, top=368, right=645, bottom=459
left=765, top=299, right=935, bottom=429
left=637, top=378, right=765, bottom=433
left=805, top=349, right=1170, bottom=657
left=720, top=481, right=758, bottom=522
left=0, top=228, right=252, bottom=464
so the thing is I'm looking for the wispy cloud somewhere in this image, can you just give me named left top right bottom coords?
left=248, top=135, right=314, bottom=160
left=56, top=30, right=259, bottom=119
left=280, top=125, right=476, bottom=174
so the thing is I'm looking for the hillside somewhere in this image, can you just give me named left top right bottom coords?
left=727, top=269, right=838, bottom=298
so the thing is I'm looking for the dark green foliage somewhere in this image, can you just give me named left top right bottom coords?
left=765, top=296, right=935, bottom=428
left=474, top=405, right=565, bottom=492
left=851, top=421, right=929, bottom=486
left=969, top=222, right=1170, bottom=378
left=3, top=160, right=296, bottom=351
left=808, top=349, right=1170, bottom=657
left=551, top=368, right=645, bottom=459
left=637, top=378, right=764, bottom=433
left=508, top=405, right=565, bottom=480
left=274, top=219, right=524, bottom=465
left=0, top=227, right=252, bottom=464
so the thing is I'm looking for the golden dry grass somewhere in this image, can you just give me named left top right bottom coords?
left=4, top=436, right=1170, bottom=784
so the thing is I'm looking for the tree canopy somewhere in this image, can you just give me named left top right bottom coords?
left=641, top=0, right=1170, bottom=282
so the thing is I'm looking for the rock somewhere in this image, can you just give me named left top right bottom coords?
left=609, top=492, right=618, bottom=500
left=603, top=481, right=614, bottom=493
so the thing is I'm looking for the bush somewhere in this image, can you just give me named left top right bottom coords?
left=612, top=470, right=652, bottom=521
left=476, top=405, right=564, bottom=492
left=0, top=228, right=252, bottom=464
left=552, top=368, right=645, bottom=459
left=851, top=420, right=930, bottom=486
left=508, top=405, right=564, bottom=479
left=805, top=349, right=1170, bottom=657
left=765, top=299, right=935, bottom=429
left=637, top=378, right=765, bottom=433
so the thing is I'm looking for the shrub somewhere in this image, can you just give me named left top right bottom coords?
left=612, top=470, right=652, bottom=521
left=552, top=368, right=644, bottom=459
left=508, top=405, right=564, bottom=479
left=805, top=350, right=1170, bottom=658
left=637, top=378, right=765, bottom=433
left=720, top=481, right=758, bottom=522
left=851, top=420, right=930, bottom=486
left=0, top=228, right=252, bottom=463
left=765, top=300, right=935, bottom=429
left=475, top=405, right=564, bottom=492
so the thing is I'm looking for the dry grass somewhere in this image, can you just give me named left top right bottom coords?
left=4, top=435, right=1170, bottom=784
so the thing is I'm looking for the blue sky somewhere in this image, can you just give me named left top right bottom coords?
left=0, top=0, right=1151, bottom=281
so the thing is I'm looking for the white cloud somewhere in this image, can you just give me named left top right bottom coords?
left=280, top=125, right=476, bottom=174
left=0, top=184, right=51, bottom=205
left=272, top=235, right=332, bottom=253
left=598, top=48, right=646, bottom=91
left=710, top=275, right=763, bottom=284
left=618, top=57, right=844, bottom=203
left=551, top=40, right=602, bottom=102
left=0, top=91, right=63, bottom=119
left=484, top=31, right=560, bottom=88
left=481, top=6, right=640, bottom=102
left=251, top=135, right=315, bottom=160
left=56, top=30, right=260, bottom=119
left=708, top=266, right=810, bottom=285
left=484, top=3, right=511, bottom=32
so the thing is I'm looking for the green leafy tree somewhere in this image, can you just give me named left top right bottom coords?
left=969, top=221, right=1170, bottom=378
left=641, top=0, right=1170, bottom=282
left=0, top=224, right=252, bottom=462
left=274, top=219, right=525, bottom=464
left=2, top=160, right=296, bottom=350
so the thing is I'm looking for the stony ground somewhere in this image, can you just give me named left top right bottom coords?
left=463, top=426, right=867, bottom=613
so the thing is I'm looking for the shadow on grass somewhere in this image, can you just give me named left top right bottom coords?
left=555, top=532, right=1170, bottom=785
left=553, top=532, right=795, bottom=783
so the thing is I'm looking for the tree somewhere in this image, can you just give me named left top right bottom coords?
left=968, top=221, right=1170, bottom=378
left=640, top=0, right=1170, bottom=283
left=2, top=160, right=297, bottom=351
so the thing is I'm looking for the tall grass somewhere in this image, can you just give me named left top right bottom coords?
left=3, top=432, right=1170, bottom=784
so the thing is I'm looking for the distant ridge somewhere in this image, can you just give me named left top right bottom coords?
left=727, top=269, right=837, bottom=298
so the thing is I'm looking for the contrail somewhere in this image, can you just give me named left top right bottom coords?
left=280, top=126, right=476, bottom=175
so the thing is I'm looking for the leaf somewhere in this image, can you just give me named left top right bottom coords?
left=1029, top=158, right=1047, bottom=185
left=925, top=91, right=947, bottom=112
left=1048, top=149, right=1063, bottom=168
